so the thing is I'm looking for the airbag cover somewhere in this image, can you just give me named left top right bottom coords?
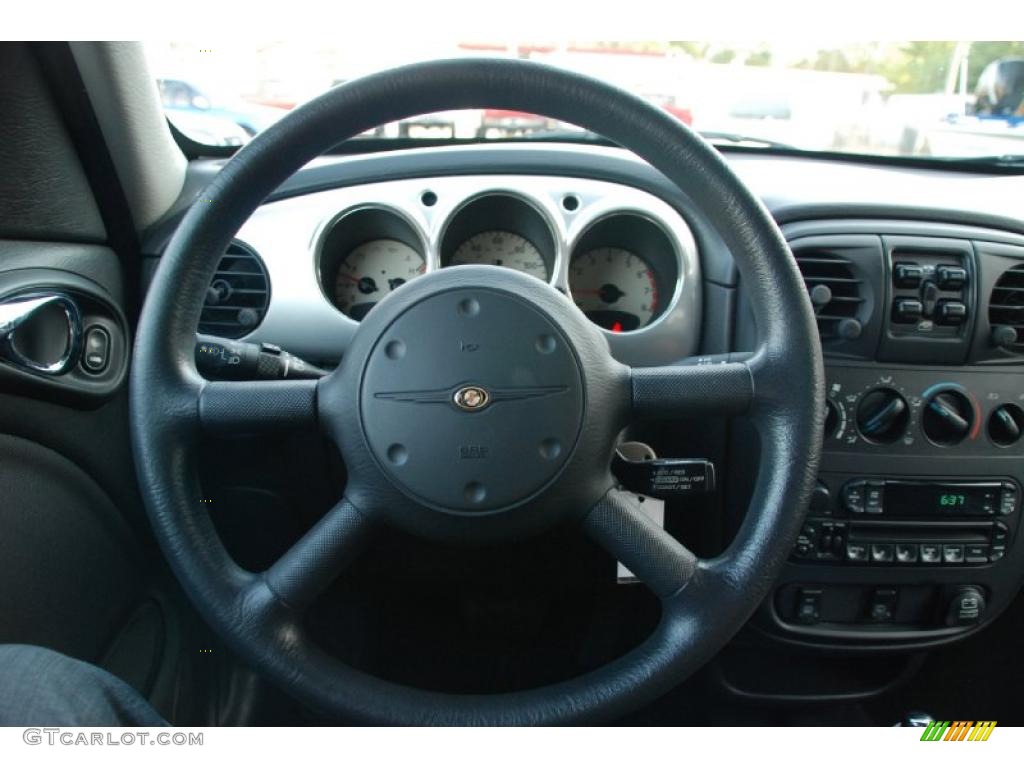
left=359, top=286, right=583, bottom=512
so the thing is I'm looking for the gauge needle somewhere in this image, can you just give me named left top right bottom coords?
left=337, top=273, right=360, bottom=285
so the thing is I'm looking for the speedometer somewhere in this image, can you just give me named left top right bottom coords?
left=570, top=247, right=659, bottom=331
left=334, top=239, right=425, bottom=320
left=451, top=231, right=549, bottom=280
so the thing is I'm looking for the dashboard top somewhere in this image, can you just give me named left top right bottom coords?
left=180, top=142, right=1024, bottom=240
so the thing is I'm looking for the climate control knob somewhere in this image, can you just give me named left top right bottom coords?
left=922, top=389, right=974, bottom=446
left=988, top=404, right=1024, bottom=447
left=824, top=399, right=840, bottom=439
left=856, top=388, right=909, bottom=444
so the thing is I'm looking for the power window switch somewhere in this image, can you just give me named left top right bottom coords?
left=892, top=299, right=923, bottom=324
left=936, top=265, right=968, bottom=290
left=936, top=301, right=967, bottom=325
left=894, top=262, right=923, bottom=288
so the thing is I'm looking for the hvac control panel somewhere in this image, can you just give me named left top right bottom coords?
left=822, top=364, right=1024, bottom=455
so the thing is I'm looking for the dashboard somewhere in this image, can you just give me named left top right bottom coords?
left=156, top=142, right=1024, bottom=700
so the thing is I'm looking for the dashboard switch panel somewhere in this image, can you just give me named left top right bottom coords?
left=880, top=236, right=975, bottom=365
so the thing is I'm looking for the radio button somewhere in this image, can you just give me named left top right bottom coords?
left=865, top=482, right=885, bottom=514
left=965, top=545, right=989, bottom=564
left=831, top=527, right=846, bottom=556
left=999, top=484, right=1017, bottom=516
left=943, top=545, right=965, bottom=564
left=920, top=544, right=942, bottom=563
left=842, top=481, right=866, bottom=514
left=870, top=543, right=894, bottom=562
left=846, top=543, right=869, bottom=562
left=989, top=546, right=1006, bottom=563
left=993, top=523, right=1009, bottom=544
left=895, top=543, right=919, bottom=563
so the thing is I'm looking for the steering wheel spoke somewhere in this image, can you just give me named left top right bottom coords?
left=198, top=379, right=319, bottom=434
left=263, top=496, right=374, bottom=612
left=582, top=488, right=698, bottom=599
left=630, top=357, right=755, bottom=422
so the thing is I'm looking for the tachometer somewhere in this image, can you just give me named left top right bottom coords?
left=451, top=231, right=549, bottom=280
left=570, top=247, right=658, bottom=331
left=334, top=239, right=425, bottom=320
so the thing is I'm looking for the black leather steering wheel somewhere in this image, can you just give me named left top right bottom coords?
left=130, top=58, right=824, bottom=725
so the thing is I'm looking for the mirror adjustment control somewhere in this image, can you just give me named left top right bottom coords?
left=82, top=326, right=110, bottom=373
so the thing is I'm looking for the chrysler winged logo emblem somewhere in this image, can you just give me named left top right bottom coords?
left=375, top=383, right=567, bottom=411
left=453, top=385, right=489, bottom=411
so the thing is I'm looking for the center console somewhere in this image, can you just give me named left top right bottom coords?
left=740, top=220, right=1024, bottom=649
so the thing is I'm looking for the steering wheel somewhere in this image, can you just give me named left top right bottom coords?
left=131, top=58, right=824, bottom=725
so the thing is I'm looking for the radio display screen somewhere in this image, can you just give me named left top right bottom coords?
left=885, top=482, right=997, bottom=517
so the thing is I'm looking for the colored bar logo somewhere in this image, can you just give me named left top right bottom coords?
left=920, top=721, right=997, bottom=741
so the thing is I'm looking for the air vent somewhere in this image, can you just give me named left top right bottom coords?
left=794, top=251, right=866, bottom=340
left=198, top=241, right=270, bottom=339
left=989, top=263, right=1024, bottom=353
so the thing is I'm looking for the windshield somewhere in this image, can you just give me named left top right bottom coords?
left=147, top=41, right=1024, bottom=160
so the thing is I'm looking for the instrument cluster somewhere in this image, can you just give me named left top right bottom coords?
left=230, top=175, right=700, bottom=365
left=314, top=180, right=694, bottom=338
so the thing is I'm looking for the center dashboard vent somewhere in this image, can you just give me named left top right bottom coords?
left=199, top=241, right=270, bottom=339
left=988, top=263, right=1024, bottom=353
left=793, top=250, right=866, bottom=341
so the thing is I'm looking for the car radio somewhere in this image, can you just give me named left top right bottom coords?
left=840, top=479, right=1017, bottom=518
left=792, top=477, right=1018, bottom=567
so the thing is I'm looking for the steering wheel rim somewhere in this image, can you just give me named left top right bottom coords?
left=130, top=58, right=824, bottom=725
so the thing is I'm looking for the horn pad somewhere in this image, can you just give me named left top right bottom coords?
left=358, top=286, right=584, bottom=513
